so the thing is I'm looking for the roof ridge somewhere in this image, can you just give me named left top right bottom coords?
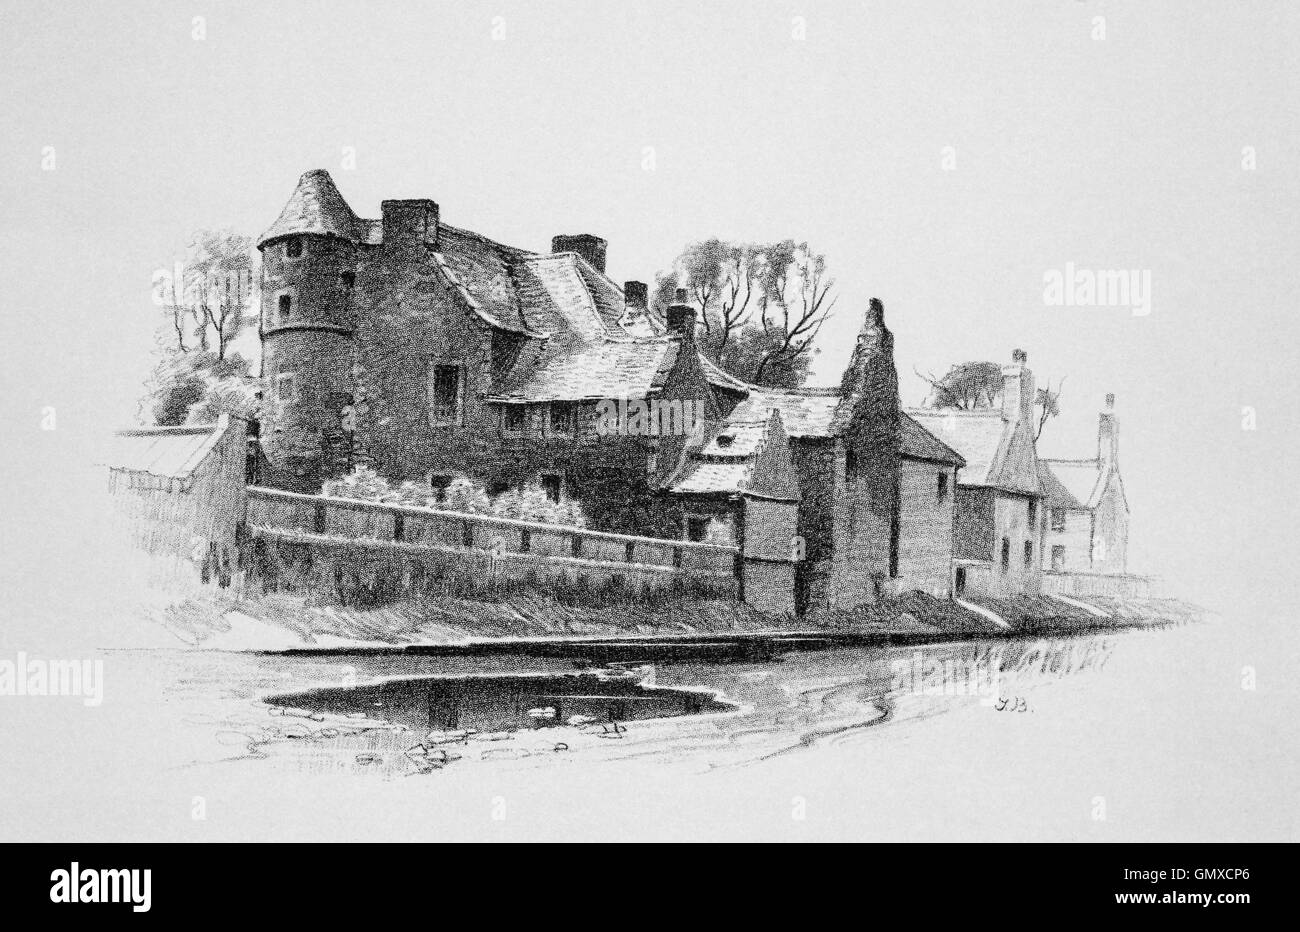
left=437, top=220, right=535, bottom=256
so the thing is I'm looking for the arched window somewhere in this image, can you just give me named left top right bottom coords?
left=278, top=294, right=292, bottom=318
left=1000, top=537, right=1010, bottom=572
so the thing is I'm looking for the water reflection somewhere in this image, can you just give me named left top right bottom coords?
left=266, top=668, right=734, bottom=736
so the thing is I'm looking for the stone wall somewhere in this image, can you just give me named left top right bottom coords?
left=897, top=458, right=957, bottom=597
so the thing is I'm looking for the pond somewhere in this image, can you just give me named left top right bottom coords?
left=264, top=667, right=735, bottom=737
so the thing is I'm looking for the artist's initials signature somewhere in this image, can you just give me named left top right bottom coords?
left=993, top=696, right=1030, bottom=713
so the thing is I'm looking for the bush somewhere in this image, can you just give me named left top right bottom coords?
left=319, top=469, right=587, bottom=527
left=322, top=465, right=392, bottom=501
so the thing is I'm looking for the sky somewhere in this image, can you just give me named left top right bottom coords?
left=1, top=0, right=1298, bottom=619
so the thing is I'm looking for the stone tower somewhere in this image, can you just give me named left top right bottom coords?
left=257, top=169, right=361, bottom=486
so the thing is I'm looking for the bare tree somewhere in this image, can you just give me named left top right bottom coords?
left=1033, top=377, right=1064, bottom=441
left=658, top=238, right=836, bottom=387
left=753, top=241, right=836, bottom=385
left=184, top=230, right=256, bottom=360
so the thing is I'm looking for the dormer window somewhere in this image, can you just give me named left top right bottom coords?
left=285, top=237, right=304, bottom=259
left=278, top=294, right=292, bottom=319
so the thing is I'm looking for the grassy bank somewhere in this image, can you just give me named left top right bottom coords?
left=150, top=585, right=1204, bottom=651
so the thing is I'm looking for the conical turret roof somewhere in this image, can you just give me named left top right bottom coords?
left=258, top=169, right=361, bottom=247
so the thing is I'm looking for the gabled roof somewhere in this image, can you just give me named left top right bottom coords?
left=899, top=412, right=965, bottom=466
left=1040, top=458, right=1106, bottom=509
left=669, top=410, right=800, bottom=501
left=104, top=415, right=233, bottom=492
left=513, top=253, right=613, bottom=340
left=907, top=409, right=1042, bottom=495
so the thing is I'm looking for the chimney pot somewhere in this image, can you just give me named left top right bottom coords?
left=1002, top=350, right=1034, bottom=423
left=1105, top=392, right=1115, bottom=409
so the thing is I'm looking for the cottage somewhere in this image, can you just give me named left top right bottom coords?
left=1038, top=394, right=1129, bottom=574
left=908, top=351, right=1046, bottom=598
left=701, top=302, right=964, bottom=612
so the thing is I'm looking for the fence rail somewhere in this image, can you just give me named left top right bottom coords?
left=245, top=486, right=739, bottom=579
left=1041, top=570, right=1155, bottom=598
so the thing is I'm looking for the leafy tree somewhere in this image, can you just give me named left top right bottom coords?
left=144, top=230, right=260, bottom=425
left=915, top=362, right=1064, bottom=440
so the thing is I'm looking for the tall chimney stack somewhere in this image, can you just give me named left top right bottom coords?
left=1001, top=348, right=1035, bottom=424
left=381, top=198, right=439, bottom=246
left=624, top=280, right=647, bottom=309
left=1098, top=393, right=1118, bottom=468
left=551, top=234, right=607, bottom=274
left=666, top=287, right=696, bottom=342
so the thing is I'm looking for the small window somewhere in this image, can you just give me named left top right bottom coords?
left=278, top=293, right=292, bottom=318
left=541, top=473, right=562, bottom=504
left=340, top=270, right=355, bottom=290
left=430, top=364, right=462, bottom=426
left=1000, top=537, right=1011, bottom=572
left=502, top=404, right=526, bottom=434
left=275, top=372, right=297, bottom=403
left=1050, top=508, right=1067, bottom=532
left=285, top=238, right=304, bottom=259
left=937, top=471, right=949, bottom=502
left=1051, top=545, right=1066, bottom=572
left=1024, top=540, right=1033, bottom=567
left=844, top=448, right=858, bottom=478
left=1027, top=500, right=1037, bottom=525
left=429, top=473, right=452, bottom=503
left=549, top=402, right=577, bottom=435
left=686, top=516, right=710, bottom=543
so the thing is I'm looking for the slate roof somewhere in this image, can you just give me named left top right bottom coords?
left=669, top=411, right=800, bottom=500
left=907, top=409, right=1042, bottom=495
left=258, top=170, right=366, bottom=246
left=725, top=387, right=842, bottom=438
left=104, top=416, right=232, bottom=491
left=489, top=338, right=679, bottom=402
left=262, top=170, right=692, bottom=394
